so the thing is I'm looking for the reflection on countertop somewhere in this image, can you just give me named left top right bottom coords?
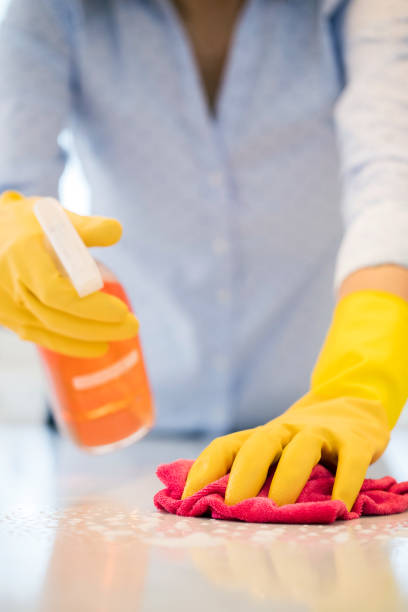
left=0, top=425, right=408, bottom=612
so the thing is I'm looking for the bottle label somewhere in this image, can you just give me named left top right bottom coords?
left=72, top=349, right=139, bottom=391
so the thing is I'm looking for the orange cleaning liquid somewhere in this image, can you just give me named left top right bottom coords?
left=38, top=278, right=154, bottom=452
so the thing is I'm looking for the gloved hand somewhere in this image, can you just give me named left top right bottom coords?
left=182, top=290, right=408, bottom=511
left=0, top=191, right=138, bottom=357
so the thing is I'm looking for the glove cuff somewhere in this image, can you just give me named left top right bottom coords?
left=311, top=290, right=408, bottom=429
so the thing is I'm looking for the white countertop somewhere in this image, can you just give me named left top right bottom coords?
left=1, top=424, right=408, bottom=612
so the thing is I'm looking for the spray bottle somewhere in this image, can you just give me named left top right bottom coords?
left=34, top=198, right=154, bottom=453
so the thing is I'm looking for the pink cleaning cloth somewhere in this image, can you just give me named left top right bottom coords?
left=154, top=460, right=408, bottom=524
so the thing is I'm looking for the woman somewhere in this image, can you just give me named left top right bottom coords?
left=0, top=0, right=407, bottom=510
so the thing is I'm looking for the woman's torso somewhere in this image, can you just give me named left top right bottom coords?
left=68, top=0, right=345, bottom=432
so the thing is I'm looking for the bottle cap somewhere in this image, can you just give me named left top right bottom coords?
left=34, top=197, right=103, bottom=298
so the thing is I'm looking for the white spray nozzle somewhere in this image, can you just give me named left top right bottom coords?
left=34, top=198, right=104, bottom=298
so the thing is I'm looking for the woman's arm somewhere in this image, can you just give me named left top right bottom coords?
left=0, top=0, right=72, bottom=196
left=339, top=265, right=408, bottom=302
left=334, top=0, right=408, bottom=290
left=0, top=3, right=139, bottom=356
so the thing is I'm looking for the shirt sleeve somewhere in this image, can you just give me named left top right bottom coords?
left=0, top=0, right=72, bottom=198
left=334, top=0, right=408, bottom=288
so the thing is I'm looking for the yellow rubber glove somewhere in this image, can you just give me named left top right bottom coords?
left=0, top=191, right=139, bottom=357
left=182, top=290, right=408, bottom=511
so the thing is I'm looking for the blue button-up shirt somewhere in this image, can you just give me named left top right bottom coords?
left=1, top=0, right=408, bottom=433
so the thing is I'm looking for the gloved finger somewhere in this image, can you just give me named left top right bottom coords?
left=19, top=325, right=109, bottom=358
left=19, top=284, right=139, bottom=342
left=18, top=239, right=129, bottom=322
left=67, top=211, right=123, bottom=247
left=268, top=431, right=322, bottom=506
left=225, top=424, right=292, bottom=505
left=332, top=442, right=372, bottom=512
left=0, top=190, right=23, bottom=206
left=0, top=286, right=38, bottom=330
left=181, top=429, right=253, bottom=500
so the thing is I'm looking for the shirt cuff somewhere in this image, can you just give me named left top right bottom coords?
left=334, top=201, right=408, bottom=290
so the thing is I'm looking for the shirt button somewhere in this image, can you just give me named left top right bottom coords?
left=217, top=288, right=231, bottom=305
left=212, top=237, right=229, bottom=255
left=209, top=171, right=223, bottom=188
